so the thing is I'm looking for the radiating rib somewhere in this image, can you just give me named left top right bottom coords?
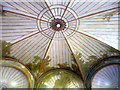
left=8, top=28, right=51, bottom=63
left=36, top=31, right=56, bottom=79
left=1, top=3, right=37, bottom=16
left=3, top=9, right=48, bottom=22
left=79, top=0, right=105, bottom=15
left=67, top=7, right=120, bottom=23
left=44, top=31, right=74, bottom=68
left=78, top=10, right=119, bottom=49
left=16, top=35, right=50, bottom=63
left=10, top=34, right=49, bottom=63
left=2, top=0, right=39, bottom=16
left=61, top=31, right=85, bottom=83
left=2, top=31, right=39, bottom=51
left=66, top=35, right=88, bottom=60
left=67, top=27, right=119, bottom=52
left=44, top=0, right=55, bottom=19
left=61, top=0, right=71, bottom=19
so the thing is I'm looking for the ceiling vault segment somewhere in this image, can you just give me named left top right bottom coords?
left=36, top=32, right=56, bottom=82
left=68, top=28, right=120, bottom=52
left=67, top=7, right=120, bottom=23
left=2, top=9, right=49, bottom=22
left=61, top=31, right=85, bottom=84
left=2, top=28, right=50, bottom=51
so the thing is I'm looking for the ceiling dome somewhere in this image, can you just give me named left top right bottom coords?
left=1, top=0, right=120, bottom=88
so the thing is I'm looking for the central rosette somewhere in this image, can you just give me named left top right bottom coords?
left=37, top=5, right=79, bottom=38
left=50, top=19, right=66, bottom=31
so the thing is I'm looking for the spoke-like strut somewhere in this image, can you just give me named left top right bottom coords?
left=68, top=27, right=120, bottom=52
left=44, top=0, right=55, bottom=19
left=2, top=28, right=50, bottom=51
left=67, top=7, right=120, bottom=22
left=61, top=31, right=85, bottom=84
left=36, top=31, right=56, bottom=81
left=61, top=0, right=71, bottom=19
left=3, top=10, right=49, bottom=23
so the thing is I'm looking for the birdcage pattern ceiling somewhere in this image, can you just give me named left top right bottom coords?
left=0, top=0, right=120, bottom=88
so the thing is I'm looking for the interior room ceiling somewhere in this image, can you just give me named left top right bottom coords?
left=1, top=0, right=120, bottom=81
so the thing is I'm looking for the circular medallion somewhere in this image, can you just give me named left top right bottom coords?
left=37, top=5, right=79, bottom=39
left=50, top=19, right=66, bottom=31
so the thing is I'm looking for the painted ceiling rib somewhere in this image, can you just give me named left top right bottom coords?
left=67, top=7, right=120, bottom=23
left=36, top=31, right=56, bottom=80
left=2, top=4, right=36, bottom=16
left=61, top=0, right=71, bottom=19
left=2, top=28, right=50, bottom=52
left=68, top=27, right=120, bottom=52
left=2, top=31, right=39, bottom=51
left=3, top=10, right=48, bottom=23
left=8, top=30, right=38, bottom=42
left=44, top=0, right=55, bottom=19
left=61, top=31, right=85, bottom=84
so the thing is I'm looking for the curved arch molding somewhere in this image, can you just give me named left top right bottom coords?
left=91, top=64, right=119, bottom=88
left=85, top=56, right=120, bottom=88
left=0, top=60, right=34, bottom=88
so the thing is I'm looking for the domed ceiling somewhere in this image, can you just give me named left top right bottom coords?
left=0, top=0, right=120, bottom=86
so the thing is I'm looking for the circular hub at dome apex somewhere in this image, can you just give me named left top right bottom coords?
left=50, top=19, right=66, bottom=31
left=37, top=5, right=79, bottom=38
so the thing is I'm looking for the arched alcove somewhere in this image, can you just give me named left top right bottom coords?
left=0, top=60, right=34, bottom=88
left=36, top=69, right=84, bottom=88
left=85, top=56, right=120, bottom=88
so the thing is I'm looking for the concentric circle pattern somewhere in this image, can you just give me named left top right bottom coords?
left=0, top=60, right=34, bottom=88
left=36, top=70, right=84, bottom=88
left=91, top=64, right=120, bottom=88
left=37, top=5, right=79, bottom=38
